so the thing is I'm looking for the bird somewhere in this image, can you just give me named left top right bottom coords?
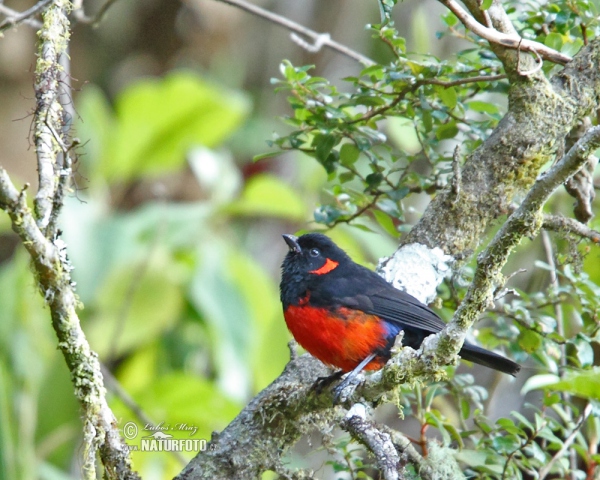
left=279, top=232, right=520, bottom=400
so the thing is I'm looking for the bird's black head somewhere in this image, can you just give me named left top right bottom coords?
left=280, top=233, right=351, bottom=306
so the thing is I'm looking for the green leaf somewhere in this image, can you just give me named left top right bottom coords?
left=435, top=85, right=458, bottom=109
left=545, top=33, right=563, bottom=51
left=314, top=134, right=338, bottom=163
left=436, top=121, right=458, bottom=140
left=373, top=210, right=398, bottom=237
left=550, top=368, right=600, bottom=400
left=467, top=101, right=499, bottom=115
left=492, top=435, right=520, bottom=452
left=100, top=72, right=250, bottom=181
left=339, top=171, right=355, bottom=183
left=226, top=174, right=306, bottom=220
left=480, top=0, right=493, bottom=10
left=87, top=259, right=184, bottom=358
left=365, top=172, right=384, bottom=189
left=518, top=329, right=542, bottom=353
left=253, top=151, right=286, bottom=161
left=340, top=143, right=360, bottom=166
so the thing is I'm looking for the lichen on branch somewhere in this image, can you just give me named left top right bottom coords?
left=0, top=1, right=139, bottom=478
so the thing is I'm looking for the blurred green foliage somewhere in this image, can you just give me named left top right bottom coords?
left=1, top=0, right=600, bottom=479
left=2, top=71, right=371, bottom=479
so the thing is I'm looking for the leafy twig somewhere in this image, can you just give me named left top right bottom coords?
left=539, top=403, right=593, bottom=480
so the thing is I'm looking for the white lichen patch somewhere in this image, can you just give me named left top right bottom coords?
left=377, top=243, right=453, bottom=304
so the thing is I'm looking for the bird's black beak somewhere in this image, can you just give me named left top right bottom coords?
left=282, top=234, right=301, bottom=253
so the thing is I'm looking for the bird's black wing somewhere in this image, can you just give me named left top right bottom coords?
left=331, top=264, right=448, bottom=334
left=331, top=264, right=521, bottom=376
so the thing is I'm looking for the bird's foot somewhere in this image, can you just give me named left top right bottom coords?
left=332, top=374, right=362, bottom=404
left=311, top=370, right=345, bottom=394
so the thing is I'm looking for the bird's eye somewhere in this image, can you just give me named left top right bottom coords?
left=309, top=248, right=320, bottom=257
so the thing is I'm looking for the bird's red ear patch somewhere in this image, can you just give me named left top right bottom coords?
left=309, top=258, right=339, bottom=275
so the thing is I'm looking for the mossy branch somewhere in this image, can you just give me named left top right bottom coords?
left=402, top=37, right=600, bottom=257
left=0, top=2, right=139, bottom=478
left=430, top=125, right=600, bottom=366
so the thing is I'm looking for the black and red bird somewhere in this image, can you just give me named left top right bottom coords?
left=280, top=233, right=520, bottom=396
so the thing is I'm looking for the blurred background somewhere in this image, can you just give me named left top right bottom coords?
left=1, top=0, right=595, bottom=479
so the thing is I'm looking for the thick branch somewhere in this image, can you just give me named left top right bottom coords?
left=176, top=354, right=340, bottom=479
left=341, top=405, right=400, bottom=480
left=429, top=125, right=600, bottom=365
left=400, top=37, right=600, bottom=257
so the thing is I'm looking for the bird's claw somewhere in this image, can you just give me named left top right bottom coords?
left=332, top=374, right=361, bottom=404
left=311, top=370, right=345, bottom=394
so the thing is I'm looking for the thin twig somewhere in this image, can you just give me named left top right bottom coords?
left=437, top=0, right=571, bottom=65
left=0, top=4, right=42, bottom=29
left=206, top=0, right=375, bottom=66
left=539, top=403, right=593, bottom=480
left=422, top=73, right=507, bottom=87
left=0, top=0, right=52, bottom=32
left=451, top=145, right=461, bottom=203
left=101, top=365, right=188, bottom=467
left=542, top=214, right=600, bottom=243
left=72, top=0, right=121, bottom=27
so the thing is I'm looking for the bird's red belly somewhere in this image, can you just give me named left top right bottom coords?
left=284, top=305, right=388, bottom=372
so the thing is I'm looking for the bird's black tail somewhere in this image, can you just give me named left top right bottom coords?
left=460, top=342, right=521, bottom=376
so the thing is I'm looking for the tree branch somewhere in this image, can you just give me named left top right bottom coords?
left=341, top=405, right=400, bottom=480
left=0, top=169, right=140, bottom=480
left=0, top=2, right=140, bottom=478
left=203, top=0, right=375, bottom=66
left=400, top=37, right=600, bottom=257
left=0, top=0, right=51, bottom=32
left=33, top=0, right=70, bottom=232
left=429, top=125, right=600, bottom=366
left=437, top=0, right=571, bottom=65
left=542, top=214, right=600, bottom=243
